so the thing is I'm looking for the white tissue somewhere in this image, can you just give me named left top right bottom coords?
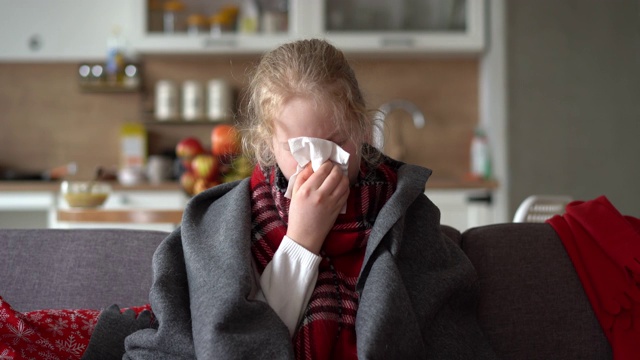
left=284, top=137, right=350, bottom=209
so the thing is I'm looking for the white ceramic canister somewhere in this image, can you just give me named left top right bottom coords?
left=207, top=79, right=233, bottom=122
left=182, top=80, right=204, bottom=121
left=155, top=80, right=178, bottom=121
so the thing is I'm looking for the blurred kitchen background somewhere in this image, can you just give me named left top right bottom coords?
left=0, top=0, right=638, bottom=230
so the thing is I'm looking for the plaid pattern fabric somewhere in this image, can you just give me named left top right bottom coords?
left=250, top=156, right=398, bottom=360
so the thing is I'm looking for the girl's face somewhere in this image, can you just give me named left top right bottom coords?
left=272, top=97, right=361, bottom=185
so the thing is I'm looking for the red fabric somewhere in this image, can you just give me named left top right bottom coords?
left=250, top=161, right=397, bottom=360
left=547, top=196, right=640, bottom=360
left=0, top=297, right=150, bottom=360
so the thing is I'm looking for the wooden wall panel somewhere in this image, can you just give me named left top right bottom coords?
left=0, top=56, right=477, bottom=181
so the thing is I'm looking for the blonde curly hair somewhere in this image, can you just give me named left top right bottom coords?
left=240, top=39, right=377, bottom=168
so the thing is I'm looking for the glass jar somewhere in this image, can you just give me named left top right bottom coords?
left=163, top=0, right=186, bottom=33
left=187, top=13, right=208, bottom=35
left=209, top=5, right=239, bottom=36
left=261, top=0, right=288, bottom=33
left=123, top=64, right=141, bottom=89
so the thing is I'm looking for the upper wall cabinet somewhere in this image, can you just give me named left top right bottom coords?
left=131, top=0, right=485, bottom=56
left=0, top=0, right=135, bottom=62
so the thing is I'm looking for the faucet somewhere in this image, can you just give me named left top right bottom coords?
left=372, top=99, right=426, bottom=159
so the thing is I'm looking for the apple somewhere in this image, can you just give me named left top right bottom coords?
left=191, top=154, right=219, bottom=181
left=221, top=155, right=253, bottom=183
left=193, top=178, right=220, bottom=195
left=232, top=155, right=253, bottom=178
left=176, top=137, right=205, bottom=160
left=211, top=124, right=240, bottom=157
left=179, top=171, right=197, bottom=195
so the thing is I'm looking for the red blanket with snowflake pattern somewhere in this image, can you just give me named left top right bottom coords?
left=0, top=297, right=149, bottom=360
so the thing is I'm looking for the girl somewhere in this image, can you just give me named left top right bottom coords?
left=113, top=38, right=495, bottom=359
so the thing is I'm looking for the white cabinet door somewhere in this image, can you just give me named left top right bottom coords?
left=53, top=189, right=188, bottom=231
left=0, top=0, right=135, bottom=61
left=104, top=190, right=188, bottom=209
left=56, top=190, right=188, bottom=210
left=130, top=0, right=484, bottom=55
left=0, top=191, right=57, bottom=229
left=130, top=0, right=289, bottom=55
left=316, top=0, right=485, bottom=55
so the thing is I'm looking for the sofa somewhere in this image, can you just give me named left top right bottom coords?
left=0, top=224, right=612, bottom=359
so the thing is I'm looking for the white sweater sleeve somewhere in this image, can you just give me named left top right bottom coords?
left=256, top=235, right=322, bottom=336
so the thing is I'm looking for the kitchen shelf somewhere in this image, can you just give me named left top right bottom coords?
left=141, top=110, right=235, bottom=125
left=144, top=119, right=233, bottom=125
left=78, top=62, right=143, bottom=93
left=79, top=84, right=141, bottom=93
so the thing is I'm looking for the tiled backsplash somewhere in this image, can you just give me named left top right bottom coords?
left=0, top=56, right=478, bottom=180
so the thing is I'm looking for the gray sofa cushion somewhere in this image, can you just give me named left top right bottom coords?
left=462, top=223, right=612, bottom=359
left=0, top=228, right=168, bottom=312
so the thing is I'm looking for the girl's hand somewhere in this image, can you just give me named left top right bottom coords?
left=286, top=161, right=350, bottom=254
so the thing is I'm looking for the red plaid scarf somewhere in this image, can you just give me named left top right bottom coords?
left=250, top=158, right=398, bottom=360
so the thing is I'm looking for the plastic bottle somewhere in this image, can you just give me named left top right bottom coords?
left=105, top=26, right=125, bottom=85
left=238, top=0, right=260, bottom=34
left=470, top=126, right=492, bottom=180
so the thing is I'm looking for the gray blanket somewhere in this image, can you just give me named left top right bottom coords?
left=84, top=163, right=497, bottom=359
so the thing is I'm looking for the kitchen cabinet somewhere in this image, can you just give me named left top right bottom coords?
left=0, top=184, right=187, bottom=230
left=131, top=0, right=485, bottom=55
left=54, top=187, right=188, bottom=211
left=0, top=191, right=56, bottom=228
left=52, top=188, right=188, bottom=231
left=0, top=0, right=135, bottom=61
left=100, top=190, right=187, bottom=210
left=426, top=188, right=494, bottom=232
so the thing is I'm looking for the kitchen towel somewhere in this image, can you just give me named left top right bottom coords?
left=284, top=137, right=350, bottom=213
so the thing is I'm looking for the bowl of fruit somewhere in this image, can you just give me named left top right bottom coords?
left=61, top=181, right=111, bottom=208
left=176, top=124, right=252, bottom=196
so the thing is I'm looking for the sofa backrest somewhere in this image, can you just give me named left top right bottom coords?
left=0, top=223, right=614, bottom=359
left=461, top=223, right=612, bottom=359
left=0, top=228, right=168, bottom=312
left=441, top=224, right=461, bottom=247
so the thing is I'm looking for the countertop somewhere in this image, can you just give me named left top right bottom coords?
left=0, top=181, right=183, bottom=192
left=0, top=178, right=498, bottom=192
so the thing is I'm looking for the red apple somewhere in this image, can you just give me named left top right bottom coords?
left=191, top=154, right=219, bottom=181
left=176, top=137, right=205, bottom=160
left=179, top=171, right=197, bottom=195
left=211, top=124, right=240, bottom=157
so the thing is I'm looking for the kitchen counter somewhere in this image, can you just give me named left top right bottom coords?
left=0, top=181, right=183, bottom=192
left=57, top=208, right=183, bottom=224
left=0, top=180, right=188, bottom=230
